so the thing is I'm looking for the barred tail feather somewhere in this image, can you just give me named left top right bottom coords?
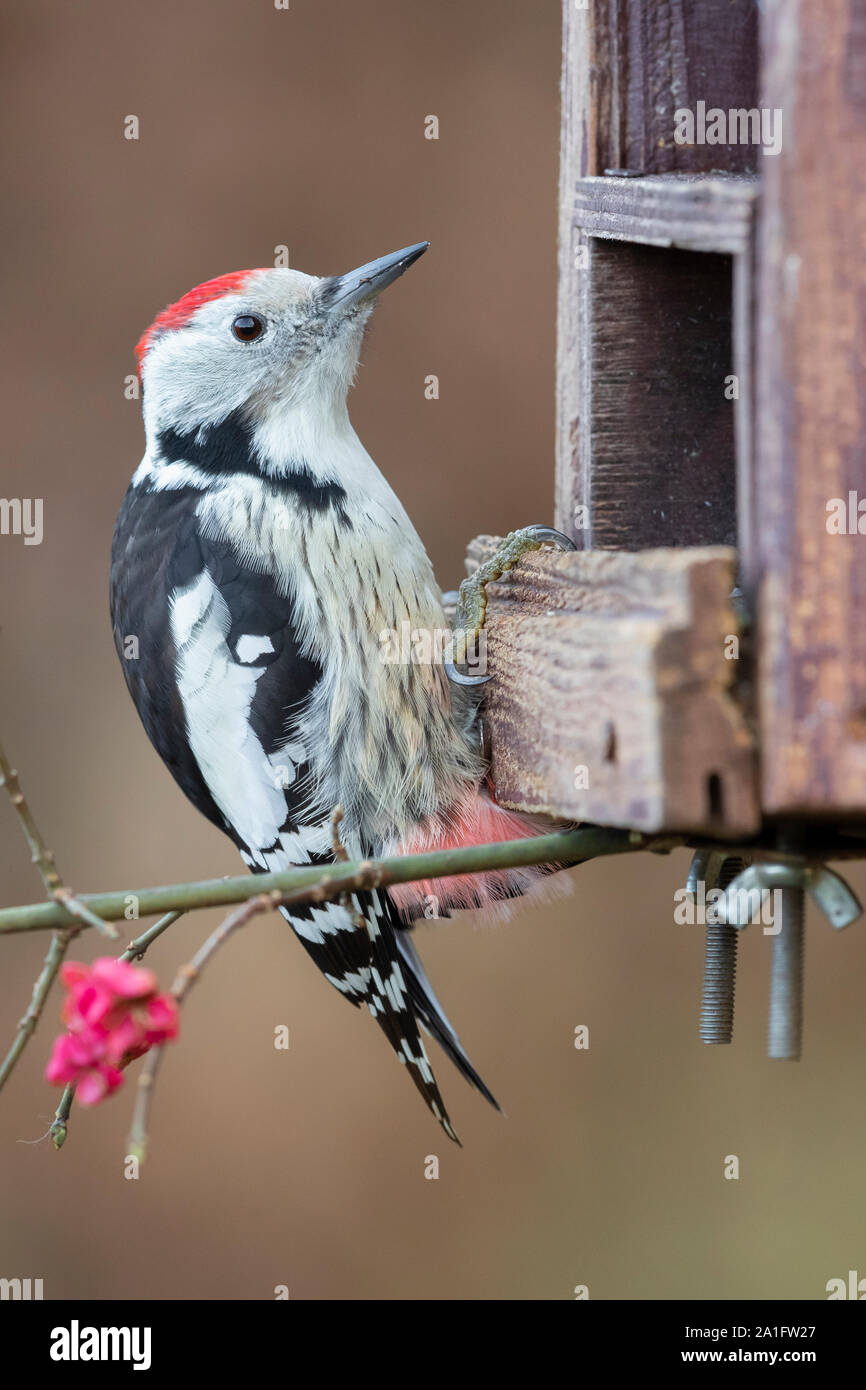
left=278, top=890, right=467, bottom=1143
left=395, top=931, right=501, bottom=1112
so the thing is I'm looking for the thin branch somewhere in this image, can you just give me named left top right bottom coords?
left=0, top=742, right=118, bottom=940
left=0, top=825, right=671, bottom=936
left=0, top=784, right=674, bottom=1132
left=50, top=1082, right=76, bottom=1150
left=51, top=887, right=120, bottom=941
left=330, top=804, right=349, bottom=861
left=126, top=892, right=279, bottom=1162
left=328, top=803, right=369, bottom=930
left=0, top=741, right=63, bottom=895
left=0, top=925, right=79, bottom=1094
left=125, top=1042, right=167, bottom=1165
left=0, top=740, right=121, bottom=1099
left=121, top=910, right=185, bottom=963
left=118, top=819, right=674, bottom=1162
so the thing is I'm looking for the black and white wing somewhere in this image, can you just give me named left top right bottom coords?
left=110, top=482, right=497, bottom=1141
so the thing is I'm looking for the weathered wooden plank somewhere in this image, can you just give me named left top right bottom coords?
left=466, top=540, right=759, bottom=836
left=753, top=0, right=866, bottom=816
left=573, top=174, right=758, bottom=255
left=618, top=0, right=759, bottom=177
left=732, top=227, right=757, bottom=592
left=556, top=1, right=758, bottom=550
left=555, top=0, right=606, bottom=538
left=574, top=240, right=738, bottom=551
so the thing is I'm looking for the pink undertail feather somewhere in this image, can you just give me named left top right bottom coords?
left=386, top=788, right=573, bottom=921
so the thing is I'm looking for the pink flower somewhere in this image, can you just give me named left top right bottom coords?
left=76, top=1064, right=124, bottom=1107
left=60, top=958, right=156, bottom=1032
left=90, top=958, right=158, bottom=998
left=45, top=1034, right=124, bottom=1107
left=45, top=957, right=178, bottom=1105
left=46, top=1031, right=95, bottom=1084
left=142, top=994, right=179, bottom=1045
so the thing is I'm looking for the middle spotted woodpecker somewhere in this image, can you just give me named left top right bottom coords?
left=110, top=242, right=569, bottom=1141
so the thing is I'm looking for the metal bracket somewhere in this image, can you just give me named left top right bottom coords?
left=684, top=850, right=862, bottom=1062
left=720, top=861, right=861, bottom=931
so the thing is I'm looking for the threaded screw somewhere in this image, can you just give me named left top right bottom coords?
left=700, top=856, right=745, bottom=1045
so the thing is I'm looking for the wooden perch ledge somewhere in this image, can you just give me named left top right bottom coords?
left=468, top=538, right=759, bottom=838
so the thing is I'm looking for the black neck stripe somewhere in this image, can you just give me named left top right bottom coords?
left=155, top=410, right=348, bottom=513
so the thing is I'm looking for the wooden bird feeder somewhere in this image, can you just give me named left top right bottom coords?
left=466, top=0, right=866, bottom=1057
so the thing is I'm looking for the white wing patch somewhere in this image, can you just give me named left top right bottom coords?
left=170, top=571, right=212, bottom=645
left=235, top=633, right=273, bottom=663
left=169, top=570, right=293, bottom=852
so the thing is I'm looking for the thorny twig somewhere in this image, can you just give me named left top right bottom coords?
left=31, top=826, right=646, bottom=1151
left=0, top=741, right=64, bottom=897
left=121, top=910, right=186, bottom=963
left=329, top=802, right=369, bottom=931
left=122, top=816, right=655, bottom=1161
left=330, top=804, right=349, bottom=863
left=0, top=825, right=661, bottom=936
left=0, top=743, right=118, bottom=940
left=0, top=928, right=79, bottom=1095
left=0, top=738, right=682, bottom=1153
left=51, top=887, right=121, bottom=939
left=0, top=741, right=119, bottom=1099
left=126, top=892, right=281, bottom=1162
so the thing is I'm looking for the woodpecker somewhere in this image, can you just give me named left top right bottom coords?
left=110, top=243, right=562, bottom=1142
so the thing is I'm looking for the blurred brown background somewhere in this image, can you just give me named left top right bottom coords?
left=1, top=0, right=864, bottom=1301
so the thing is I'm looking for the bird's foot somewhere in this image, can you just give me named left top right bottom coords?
left=446, top=525, right=576, bottom=687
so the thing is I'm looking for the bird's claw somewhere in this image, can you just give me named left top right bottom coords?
left=518, top=525, right=578, bottom=551
left=444, top=663, right=492, bottom=687
left=446, top=524, right=576, bottom=689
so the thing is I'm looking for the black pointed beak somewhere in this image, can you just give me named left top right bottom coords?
left=322, top=242, right=429, bottom=314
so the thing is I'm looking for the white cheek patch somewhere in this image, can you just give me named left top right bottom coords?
left=169, top=570, right=290, bottom=853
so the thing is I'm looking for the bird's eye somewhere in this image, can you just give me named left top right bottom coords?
left=231, top=314, right=265, bottom=342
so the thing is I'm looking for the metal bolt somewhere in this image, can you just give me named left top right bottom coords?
left=767, top=885, right=805, bottom=1060
left=700, top=856, right=745, bottom=1044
